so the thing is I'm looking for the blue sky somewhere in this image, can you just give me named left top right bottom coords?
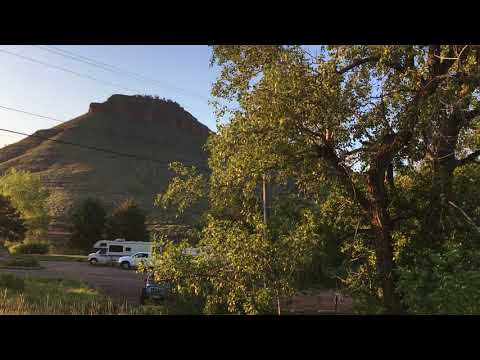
left=0, top=45, right=220, bottom=147
left=0, top=45, right=322, bottom=148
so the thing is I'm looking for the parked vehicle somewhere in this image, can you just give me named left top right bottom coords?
left=118, top=252, right=152, bottom=270
left=89, top=239, right=154, bottom=266
left=87, top=248, right=112, bottom=265
left=140, top=273, right=171, bottom=305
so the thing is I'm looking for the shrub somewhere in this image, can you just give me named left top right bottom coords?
left=0, top=274, right=25, bottom=291
left=8, top=241, right=51, bottom=255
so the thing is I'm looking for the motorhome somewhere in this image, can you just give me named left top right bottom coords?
left=88, top=239, right=154, bottom=265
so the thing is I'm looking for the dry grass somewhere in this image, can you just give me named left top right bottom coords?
left=0, top=274, right=163, bottom=315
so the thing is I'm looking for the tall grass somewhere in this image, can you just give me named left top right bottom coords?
left=0, top=274, right=164, bottom=315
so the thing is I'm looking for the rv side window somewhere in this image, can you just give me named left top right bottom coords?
left=126, top=247, right=131, bottom=251
left=100, top=242, right=107, bottom=247
left=99, top=248, right=107, bottom=255
left=109, top=245, right=124, bottom=253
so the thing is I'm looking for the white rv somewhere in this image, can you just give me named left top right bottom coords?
left=88, top=239, right=153, bottom=265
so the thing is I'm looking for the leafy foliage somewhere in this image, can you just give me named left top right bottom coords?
left=150, top=209, right=322, bottom=314
left=0, top=194, right=26, bottom=242
left=7, top=241, right=51, bottom=255
left=0, top=168, right=50, bottom=239
left=208, top=45, right=480, bottom=313
left=70, top=198, right=107, bottom=250
left=397, top=245, right=480, bottom=314
left=152, top=45, right=480, bottom=314
left=105, top=199, right=149, bottom=241
left=155, top=162, right=208, bottom=220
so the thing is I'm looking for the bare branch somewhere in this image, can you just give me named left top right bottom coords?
left=448, top=201, right=480, bottom=233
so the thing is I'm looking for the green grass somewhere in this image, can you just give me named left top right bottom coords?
left=25, top=254, right=87, bottom=262
left=0, top=274, right=164, bottom=315
left=0, top=257, right=41, bottom=268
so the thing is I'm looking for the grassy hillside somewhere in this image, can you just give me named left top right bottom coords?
left=0, top=94, right=211, bottom=227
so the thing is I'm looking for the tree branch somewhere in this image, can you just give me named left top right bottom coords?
left=336, top=56, right=379, bottom=74
left=456, top=149, right=480, bottom=167
left=461, top=106, right=480, bottom=126
left=315, top=144, right=371, bottom=212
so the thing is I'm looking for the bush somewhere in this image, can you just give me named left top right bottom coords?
left=8, top=241, right=51, bottom=255
left=3, top=257, right=40, bottom=268
left=0, top=274, right=25, bottom=291
left=397, top=245, right=480, bottom=314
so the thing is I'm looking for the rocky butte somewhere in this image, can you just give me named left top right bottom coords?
left=0, top=94, right=211, bottom=240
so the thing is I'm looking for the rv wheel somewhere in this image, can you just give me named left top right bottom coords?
left=89, top=258, right=98, bottom=265
left=121, top=261, right=130, bottom=270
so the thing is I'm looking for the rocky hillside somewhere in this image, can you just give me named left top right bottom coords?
left=0, top=94, right=211, bottom=228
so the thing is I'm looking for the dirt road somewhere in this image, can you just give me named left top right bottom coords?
left=0, top=260, right=145, bottom=305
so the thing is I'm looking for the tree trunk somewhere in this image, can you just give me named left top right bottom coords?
left=421, top=114, right=461, bottom=248
left=368, top=156, right=403, bottom=314
left=371, top=204, right=402, bottom=313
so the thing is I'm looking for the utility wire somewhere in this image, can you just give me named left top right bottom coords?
left=0, top=48, right=140, bottom=94
left=0, top=127, right=210, bottom=172
left=45, top=45, right=210, bottom=101
left=32, top=45, right=210, bottom=103
left=0, top=102, right=212, bottom=157
left=0, top=105, right=63, bottom=123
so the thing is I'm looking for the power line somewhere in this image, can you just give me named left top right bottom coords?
left=1, top=45, right=218, bottom=121
left=32, top=45, right=211, bottom=103
left=0, top=127, right=210, bottom=172
left=0, top=105, right=63, bottom=123
left=0, top=102, right=212, bottom=155
left=0, top=48, right=140, bottom=94
left=36, top=45, right=119, bottom=72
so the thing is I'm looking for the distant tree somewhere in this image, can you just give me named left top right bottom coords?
left=0, top=194, right=26, bottom=242
left=105, top=199, right=149, bottom=241
left=0, top=168, right=50, bottom=239
left=70, top=198, right=107, bottom=251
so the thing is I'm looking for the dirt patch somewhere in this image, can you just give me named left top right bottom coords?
left=282, top=289, right=354, bottom=314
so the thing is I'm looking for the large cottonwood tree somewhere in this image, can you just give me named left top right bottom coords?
left=209, top=45, right=480, bottom=313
